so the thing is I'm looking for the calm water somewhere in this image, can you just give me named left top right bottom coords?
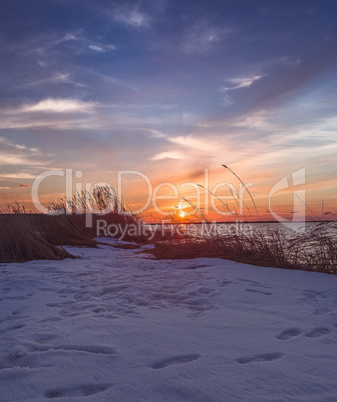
left=147, top=221, right=337, bottom=240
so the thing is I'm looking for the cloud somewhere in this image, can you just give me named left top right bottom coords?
left=150, top=151, right=183, bottom=161
left=64, top=31, right=82, bottom=41
left=88, top=45, right=105, bottom=52
left=114, top=8, right=150, bottom=27
left=147, top=129, right=167, bottom=138
left=232, top=111, right=276, bottom=130
left=168, top=135, right=220, bottom=154
left=21, top=98, right=97, bottom=113
left=222, top=74, right=265, bottom=91
left=18, top=72, right=86, bottom=89
left=0, top=104, right=176, bottom=130
left=0, top=173, right=36, bottom=179
left=0, top=136, right=51, bottom=187
left=0, top=136, right=39, bottom=153
left=17, top=184, right=30, bottom=187
left=62, top=30, right=115, bottom=55
left=0, top=153, right=42, bottom=166
left=88, top=44, right=116, bottom=52
left=183, top=25, right=232, bottom=54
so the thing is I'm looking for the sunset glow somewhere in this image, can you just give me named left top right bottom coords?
left=1, top=4, right=337, bottom=399
left=0, top=1, right=336, bottom=221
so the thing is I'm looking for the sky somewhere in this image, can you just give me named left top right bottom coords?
left=0, top=0, right=336, bottom=221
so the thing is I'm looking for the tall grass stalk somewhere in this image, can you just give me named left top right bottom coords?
left=151, top=222, right=337, bottom=274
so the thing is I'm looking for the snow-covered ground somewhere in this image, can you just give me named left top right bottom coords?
left=1, top=238, right=337, bottom=401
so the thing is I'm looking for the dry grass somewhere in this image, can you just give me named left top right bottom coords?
left=47, top=186, right=149, bottom=244
left=33, top=214, right=98, bottom=247
left=0, top=214, right=74, bottom=263
left=1, top=185, right=336, bottom=273
left=0, top=186, right=150, bottom=263
left=151, top=222, right=337, bottom=274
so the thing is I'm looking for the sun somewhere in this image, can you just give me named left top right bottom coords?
left=179, top=210, right=185, bottom=218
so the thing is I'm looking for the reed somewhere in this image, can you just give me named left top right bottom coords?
left=1, top=180, right=336, bottom=273
left=0, top=214, right=74, bottom=263
left=151, top=222, right=337, bottom=274
left=0, top=186, right=149, bottom=263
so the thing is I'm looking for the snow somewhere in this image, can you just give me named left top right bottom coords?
left=1, top=240, right=337, bottom=401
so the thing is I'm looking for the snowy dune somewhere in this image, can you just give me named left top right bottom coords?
left=1, top=239, right=337, bottom=401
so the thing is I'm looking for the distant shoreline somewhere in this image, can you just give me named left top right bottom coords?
left=0, top=213, right=335, bottom=225
left=145, top=220, right=335, bottom=225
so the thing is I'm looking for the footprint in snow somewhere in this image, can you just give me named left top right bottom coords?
left=305, top=327, right=331, bottom=338
left=39, top=317, right=62, bottom=323
left=313, top=308, right=331, bottom=316
left=236, top=353, right=284, bottom=364
left=302, top=291, right=318, bottom=302
left=239, top=279, right=260, bottom=285
left=219, top=280, right=232, bottom=287
left=0, top=323, right=26, bottom=334
left=29, top=344, right=116, bottom=355
left=276, top=328, right=302, bottom=340
left=33, top=334, right=59, bottom=344
left=151, top=354, right=201, bottom=369
left=239, top=279, right=272, bottom=289
left=245, top=288, right=273, bottom=296
left=44, top=383, right=113, bottom=398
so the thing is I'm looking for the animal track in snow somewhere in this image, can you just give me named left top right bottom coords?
left=152, top=354, right=201, bottom=369
left=39, top=317, right=62, bottom=323
left=239, top=279, right=271, bottom=289
left=305, top=327, right=331, bottom=338
left=245, top=288, right=273, bottom=296
left=276, top=328, right=302, bottom=340
left=0, top=323, right=26, bottom=334
left=239, top=279, right=259, bottom=284
left=33, top=334, right=59, bottom=344
left=219, top=280, right=232, bottom=287
left=236, top=353, right=284, bottom=364
left=313, top=308, right=331, bottom=316
left=29, top=344, right=117, bottom=355
left=181, top=264, right=211, bottom=270
left=44, top=383, right=113, bottom=398
left=302, top=291, right=319, bottom=302
left=46, top=301, right=73, bottom=308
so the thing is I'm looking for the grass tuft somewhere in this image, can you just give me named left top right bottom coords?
left=151, top=222, right=337, bottom=274
left=0, top=214, right=74, bottom=263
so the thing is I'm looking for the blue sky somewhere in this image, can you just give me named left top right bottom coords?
left=0, top=0, right=336, bottom=218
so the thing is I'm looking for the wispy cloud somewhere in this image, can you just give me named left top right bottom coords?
left=88, top=44, right=116, bottom=52
left=114, top=7, right=150, bottom=27
left=0, top=173, right=36, bottom=179
left=0, top=137, right=39, bottom=153
left=147, top=129, right=167, bottom=138
left=62, top=30, right=116, bottom=54
left=64, top=30, right=82, bottom=41
left=221, top=74, right=265, bottom=91
left=21, top=98, right=97, bottom=113
left=0, top=153, right=42, bottom=166
left=150, top=151, right=183, bottom=161
left=0, top=138, right=43, bottom=170
left=168, top=135, right=220, bottom=154
left=183, top=24, right=232, bottom=54
left=0, top=136, right=54, bottom=187
left=18, top=72, right=86, bottom=88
